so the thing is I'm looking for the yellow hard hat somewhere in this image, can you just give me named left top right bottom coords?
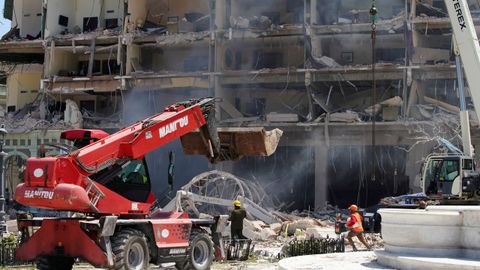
left=348, top=204, right=358, bottom=212
left=234, top=200, right=241, bottom=207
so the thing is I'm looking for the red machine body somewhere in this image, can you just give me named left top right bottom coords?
left=15, top=99, right=220, bottom=269
left=16, top=100, right=207, bottom=215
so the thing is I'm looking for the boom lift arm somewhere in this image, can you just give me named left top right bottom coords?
left=445, top=0, right=480, bottom=156
left=16, top=98, right=282, bottom=216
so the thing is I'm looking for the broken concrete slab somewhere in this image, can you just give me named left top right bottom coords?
left=329, top=112, right=360, bottom=123
left=266, top=113, right=299, bottom=123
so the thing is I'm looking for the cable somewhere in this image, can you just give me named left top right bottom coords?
left=366, top=0, right=378, bottom=207
left=370, top=1, right=377, bottom=184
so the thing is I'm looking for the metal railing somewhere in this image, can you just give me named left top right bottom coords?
left=224, top=239, right=253, bottom=261
left=282, top=236, right=345, bottom=258
left=0, top=236, right=32, bottom=267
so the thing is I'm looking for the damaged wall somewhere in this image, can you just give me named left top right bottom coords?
left=312, top=33, right=405, bottom=66
left=127, top=0, right=209, bottom=32
left=6, top=64, right=42, bottom=112
left=45, top=0, right=124, bottom=37
left=45, top=47, right=120, bottom=77
left=136, top=43, right=210, bottom=73
left=11, top=0, right=42, bottom=38
left=219, top=37, right=304, bottom=70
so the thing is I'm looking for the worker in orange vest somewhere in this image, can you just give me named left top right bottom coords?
left=346, top=204, right=372, bottom=251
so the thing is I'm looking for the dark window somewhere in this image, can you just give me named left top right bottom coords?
left=44, top=139, right=49, bottom=143
left=286, top=0, right=299, bottom=12
left=37, top=139, right=41, bottom=145
left=234, top=97, right=241, bottom=111
left=4, top=0, right=13, bottom=20
left=105, top=18, right=118, bottom=29
left=253, top=51, right=283, bottom=69
left=20, top=139, right=25, bottom=146
left=58, top=15, right=69, bottom=27
left=12, top=139, right=17, bottom=146
left=83, top=17, right=99, bottom=32
left=7, top=106, right=15, bottom=112
left=184, top=56, right=208, bottom=72
left=78, top=60, right=101, bottom=76
left=106, top=10, right=115, bottom=14
left=102, top=59, right=120, bottom=75
left=80, top=100, right=95, bottom=112
left=245, top=97, right=266, bottom=116
left=28, top=139, right=31, bottom=145
left=463, top=159, right=474, bottom=170
left=5, top=140, right=9, bottom=146
left=235, top=51, right=242, bottom=69
left=261, top=12, right=280, bottom=25
left=225, top=49, right=233, bottom=68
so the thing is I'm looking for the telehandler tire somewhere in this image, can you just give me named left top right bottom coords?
left=36, top=256, right=74, bottom=270
left=176, top=229, right=214, bottom=270
left=112, top=228, right=150, bottom=270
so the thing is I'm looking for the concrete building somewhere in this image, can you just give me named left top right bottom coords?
left=1, top=0, right=479, bottom=210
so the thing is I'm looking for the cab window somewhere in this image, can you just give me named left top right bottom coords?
left=120, top=160, right=148, bottom=184
left=438, top=160, right=459, bottom=182
left=462, top=159, right=474, bottom=171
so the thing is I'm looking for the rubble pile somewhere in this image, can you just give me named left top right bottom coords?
left=0, top=100, right=74, bottom=133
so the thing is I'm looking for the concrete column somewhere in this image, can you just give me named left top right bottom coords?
left=215, top=0, right=226, bottom=30
left=310, top=0, right=318, bottom=25
left=315, top=145, right=329, bottom=210
left=404, top=144, right=429, bottom=193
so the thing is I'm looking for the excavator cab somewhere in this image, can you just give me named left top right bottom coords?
left=422, top=155, right=475, bottom=197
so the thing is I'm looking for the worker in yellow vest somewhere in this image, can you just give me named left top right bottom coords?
left=346, top=204, right=372, bottom=251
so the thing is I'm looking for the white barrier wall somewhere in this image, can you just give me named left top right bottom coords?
left=378, top=206, right=480, bottom=260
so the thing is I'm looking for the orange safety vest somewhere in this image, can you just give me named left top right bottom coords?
left=350, top=212, right=364, bottom=233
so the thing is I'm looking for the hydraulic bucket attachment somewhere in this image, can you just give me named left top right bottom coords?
left=180, top=127, right=283, bottom=163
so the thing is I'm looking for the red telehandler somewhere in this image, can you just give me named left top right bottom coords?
left=14, top=98, right=282, bottom=270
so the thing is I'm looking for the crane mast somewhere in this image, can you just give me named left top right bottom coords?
left=445, top=0, right=480, bottom=156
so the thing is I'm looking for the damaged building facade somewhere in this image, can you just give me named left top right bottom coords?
left=1, top=0, right=480, bottom=210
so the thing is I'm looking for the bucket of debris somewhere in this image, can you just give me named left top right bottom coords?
left=224, top=239, right=253, bottom=261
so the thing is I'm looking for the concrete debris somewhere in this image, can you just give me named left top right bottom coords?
left=416, top=0, right=447, bottom=17
left=230, top=16, right=273, bottom=30
left=381, top=96, right=403, bottom=107
left=329, top=111, right=361, bottom=123
left=1, top=101, right=74, bottom=133
left=155, top=31, right=209, bottom=46
left=243, top=220, right=277, bottom=241
left=364, top=104, right=382, bottom=117
left=230, top=16, right=250, bottom=29
left=82, top=110, right=122, bottom=129
left=249, top=16, right=273, bottom=29
left=316, top=56, right=341, bottom=68
left=266, top=113, right=299, bottom=123
left=64, top=99, right=83, bottom=129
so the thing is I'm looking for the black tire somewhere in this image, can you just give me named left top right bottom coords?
left=36, top=256, right=74, bottom=270
left=112, top=228, right=150, bottom=270
left=176, top=230, right=214, bottom=270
